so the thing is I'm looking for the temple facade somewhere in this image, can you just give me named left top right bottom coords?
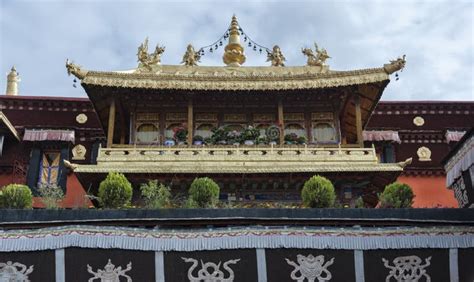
left=64, top=16, right=409, bottom=207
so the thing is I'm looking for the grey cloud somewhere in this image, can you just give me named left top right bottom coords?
left=0, top=0, right=472, bottom=100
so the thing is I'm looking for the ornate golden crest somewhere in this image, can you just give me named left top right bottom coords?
left=137, top=37, right=165, bottom=71
left=181, top=44, right=201, bottom=66
left=302, top=43, right=331, bottom=67
left=267, top=45, right=286, bottom=67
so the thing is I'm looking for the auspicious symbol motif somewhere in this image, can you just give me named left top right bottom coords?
left=182, top=257, right=240, bottom=282
left=76, top=113, right=88, bottom=124
left=302, top=43, right=331, bottom=67
left=137, top=37, right=165, bottom=71
left=0, top=261, right=34, bottom=281
left=384, top=55, right=407, bottom=74
left=382, top=255, right=431, bottom=282
left=181, top=44, right=201, bottom=66
left=266, top=125, right=280, bottom=142
left=267, top=45, right=286, bottom=67
left=72, top=144, right=87, bottom=160
left=87, top=259, right=132, bottom=282
left=285, top=254, right=334, bottom=282
left=417, top=146, right=432, bottom=162
left=413, top=116, right=424, bottom=127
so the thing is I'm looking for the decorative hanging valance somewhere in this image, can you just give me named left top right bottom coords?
left=445, top=135, right=473, bottom=187
left=363, top=130, right=401, bottom=143
left=23, top=129, right=75, bottom=143
left=445, top=130, right=466, bottom=143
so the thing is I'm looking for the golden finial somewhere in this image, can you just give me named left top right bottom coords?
left=6, top=66, right=20, bottom=96
left=223, top=15, right=246, bottom=67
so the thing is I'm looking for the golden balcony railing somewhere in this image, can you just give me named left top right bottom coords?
left=97, top=145, right=379, bottom=164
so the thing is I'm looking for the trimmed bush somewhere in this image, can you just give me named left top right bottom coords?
left=188, top=177, right=220, bottom=208
left=1, top=184, right=33, bottom=209
left=140, top=180, right=171, bottom=209
left=379, top=182, right=414, bottom=208
left=98, top=172, right=133, bottom=208
left=301, top=175, right=336, bottom=208
left=38, top=184, right=64, bottom=209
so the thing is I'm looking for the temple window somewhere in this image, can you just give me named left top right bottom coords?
left=285, top=123, right=306, bottom=137
left=165, top=123, right=184, bottom=140
left=195, top=124, right=214, bottom=139
left=136, top=124, right=159, bottom=143
left=37, top=151, right=60, bottom=187
left=381, top=144, right=395, bottom=163
left=312, top=122, right=337, bottom=143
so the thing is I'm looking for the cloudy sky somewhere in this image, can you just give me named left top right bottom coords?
left=0, top=0, right=472, bottom=100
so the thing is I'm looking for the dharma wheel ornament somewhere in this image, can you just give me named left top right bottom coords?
left=223, top=15, right=246, bottom=67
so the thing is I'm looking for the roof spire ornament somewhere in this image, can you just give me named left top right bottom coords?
left=223, top=15, right=246, bottom=67
left=267, top=45, right=286, bottom=67
left=384, top=54, right=406, bottom=74
left=5, top=66, right=20, bottom=96
left=181, top=44, right=201, bottom=66
left=137, top=37, right=165, bottom=72
left=302, top=43, right=331, bottom=67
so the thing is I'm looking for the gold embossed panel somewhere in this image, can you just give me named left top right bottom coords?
left=312, top=112, right=334, bottom=120
left=166, top=113, right=187, bottom=121
left=284, top=113, right=304, bottom=121
left=224, top=113, right=247, bottom=122
left=195, top=113, right=218, bottom=121
left=253, top=113, right=275, bottom=122
left=136, top=113, right=159, bottom=121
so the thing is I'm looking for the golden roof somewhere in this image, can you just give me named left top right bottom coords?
left=66, top=61, right=404, bottom=91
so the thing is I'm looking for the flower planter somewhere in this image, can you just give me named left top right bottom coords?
left=193, top=141, right=203, bottom=146
left=244, top=140, right=254, bottom=146
left=164, top=140, right=175, bottom=146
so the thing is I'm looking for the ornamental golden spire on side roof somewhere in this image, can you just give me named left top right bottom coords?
left=223, top=15, right=246, bottom=67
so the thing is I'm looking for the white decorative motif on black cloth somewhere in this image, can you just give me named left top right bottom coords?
left=382, top=255, right=431, bottom=282
left=181, top=257, right=240, bottom=282
left=285, top=254, right=334, bottom=282
left=87, top=259, right=132, bottom=282
left=0, top=261, right=34, bottom=281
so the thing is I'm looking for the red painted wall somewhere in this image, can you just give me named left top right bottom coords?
left=397, top=175, right=457, bottom=208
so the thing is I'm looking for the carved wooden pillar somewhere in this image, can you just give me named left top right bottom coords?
left=354, top=94, right=363, bottom=147
left=187, top=98, right=193, bottom=145
left=278, top=99, right=284, bottom=145
left=118, top=101, right=126, bottom=145
left=107, top=98, right=116, bottom=148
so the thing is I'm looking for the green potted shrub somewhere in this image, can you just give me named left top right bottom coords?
left=284, top=133, right=298, bottom=145
left=227, top=130, right=242, bottom=145
left=140, top=180, right=171, bottom=209
left=193, top=135, right=204, bottom=145
left=297, top=136, right=307, bottom=145
left=210, top=126, right=230, bottom=145
left=378, top=182, right=414, bottom=208
left=98, top=172, right=133, bottom=208
left=187, top=177, right=220, bottom=208
left=1, top=184, right=33, bottom=209
left=242, top=125, right=259, bottom=145
left=173, top=126, right=188, bottom=145
left=301, top=175, right=336, bottom=208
